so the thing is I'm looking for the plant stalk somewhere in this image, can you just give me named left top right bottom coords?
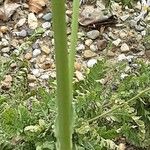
left=69, top=0, right=80, bottom=80
left=51, top=0, right=73, bottom=149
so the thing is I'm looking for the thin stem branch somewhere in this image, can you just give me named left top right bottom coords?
left=88, top=87, right=150, bottom=123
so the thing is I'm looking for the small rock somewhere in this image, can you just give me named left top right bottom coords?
left=1, top=75, right=13, bottom=90
left=10, top=39, right=19, bottom=48
left=32, top=69, right=41, bottom=77
left=24, top=53, right=32, bottom=60
left=66, top=15, right=70, bottom=24
left=136, top=44, right=145, bottom=52
left=27, top=74, right=37, bottom=82
left=42, top=22, right=51, bottom=29
left=87, top=30, right=99, bottom=40
left=33, top=49, right=41, bottom=57
left=28, top=13, right=38, bottom=29
left=75, top=71, right=84, bottom=81
left=83, top=50, right=96, bottom=59
left=10, top=63, right=17, bottom=69
left=108, top=32, right=117, bottom=40
left=90, top=44, right=98, bottom=52
left=32, top=42, right=39, bottom=49
left=112, top=38, right=121, bottom=46
left=136, top=34, right=142, bottom=41
left=1, top=38, right=9, bottom=47
left=144, top=42, right=150, bottom=50
left=4, top=75, right=13, bottom=82
left=120, top=14, right=130, bottom=21
left=120, top=73, right=128, bottom=79
left=85, top=39, right=93, bottom=46
left=145, top=50, right=150, bottom=59
left=135, top=1, right=142, bottom=10
left=74, top=62, right=82, bottom=71
left=87, top=59, right=97, bottom=68
left=135, top=24, right=145, bottom=32
left=99, top=78, right=106, bottom=85
left=0, top=26, right=8, bottom=33
left=117, top=54, right=127, bottom=61
left=28, top=82, right=36, bottom=88
left=51, top=38, right=55, bottom=45
left=107, top=50, right=115, bottom=57
left=1, top=47, right=10, bottom=53
left=118, top=143, right=126, bottom=150
left=96, top=39, right=107, bottom=50
left=50, top=72, right=56, bottom=78
left=39, top=55, right=46, bottom=63
left=38, top=13, right=44, bottom=18
left=16, top=18, right=26, bottom=27
left=40, top=74, right=49, bottom=80
left=120, top=43, right=130, bottom=52
left=77, top=44, right=85, bottom=51
left=119, top=30, right=127, bottom=39
left=41, top=61, right=52, bottom=69
left=141, top=30, right=146, bottom=36
left=19, top=29, right=27, bottom=37
left=42, top=13, right=52, bottom=21
left=3, top=53, right=10, bottom=57
left=126, top=55, right=134, bottom=62
left=78, top=32, right=85, bottom=39
left=13, top=49, right=20, bottom=56
left=40, top=45, right=50, bottom=54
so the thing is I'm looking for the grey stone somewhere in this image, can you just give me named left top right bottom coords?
left=87, top=30, right=100, bottom=40
left=42, top=13, right=52, bottom=21
left=40, top=74, right=49, bottom=80
left=1, top=47, right=10, bottom=53
left=1, top=38, right=9, bottom=47
left=97, top=39, right=107, bottom=50
left=42, top=22, right=51, bottom=29
left=120, top=14, right=130, bottom=21
left=33, top=49, right=41, bottom=57
left=117, top=54, right=127, bottom=61
left=77, top=44, right=85, bottom=51
left=90, top=44, right=98, bottom=52
left=32, top=69, right=41, bottom=77
left=19, top=30, right=27, bottom=37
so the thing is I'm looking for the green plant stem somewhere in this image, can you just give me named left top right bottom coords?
left=88, top=87, right=150, bottom=123
left=69, top=0, right=80, bottom=80
left=51, top=0, right=73, bottom=149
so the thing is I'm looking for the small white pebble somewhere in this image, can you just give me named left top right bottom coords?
left=33, top=49, right=41, bottom=57
left=77, top=43, right=85, bottom=51
left=120, top=73, right=128, bottom=79
left=85, top=39, right=93, bottom=46
left=90, top=44, right=98, bottom=52
left=87, top=59, right=97, bottom=68
left=32, top=69, right=41, bottom=77
left=40, top=74, right=49, bottom=80
left=117, top=54, right=127, bottom=61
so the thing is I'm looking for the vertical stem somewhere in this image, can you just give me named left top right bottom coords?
left=51, top=0, right=73, bottom=149
left=69, top=0, right=80, bottom=80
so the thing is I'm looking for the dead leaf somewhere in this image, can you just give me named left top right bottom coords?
left=79, top=5, right=117, bottom=29
left=0, top=1, right=20, bottom=21
left=28, top=0, right=47, bottom=13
